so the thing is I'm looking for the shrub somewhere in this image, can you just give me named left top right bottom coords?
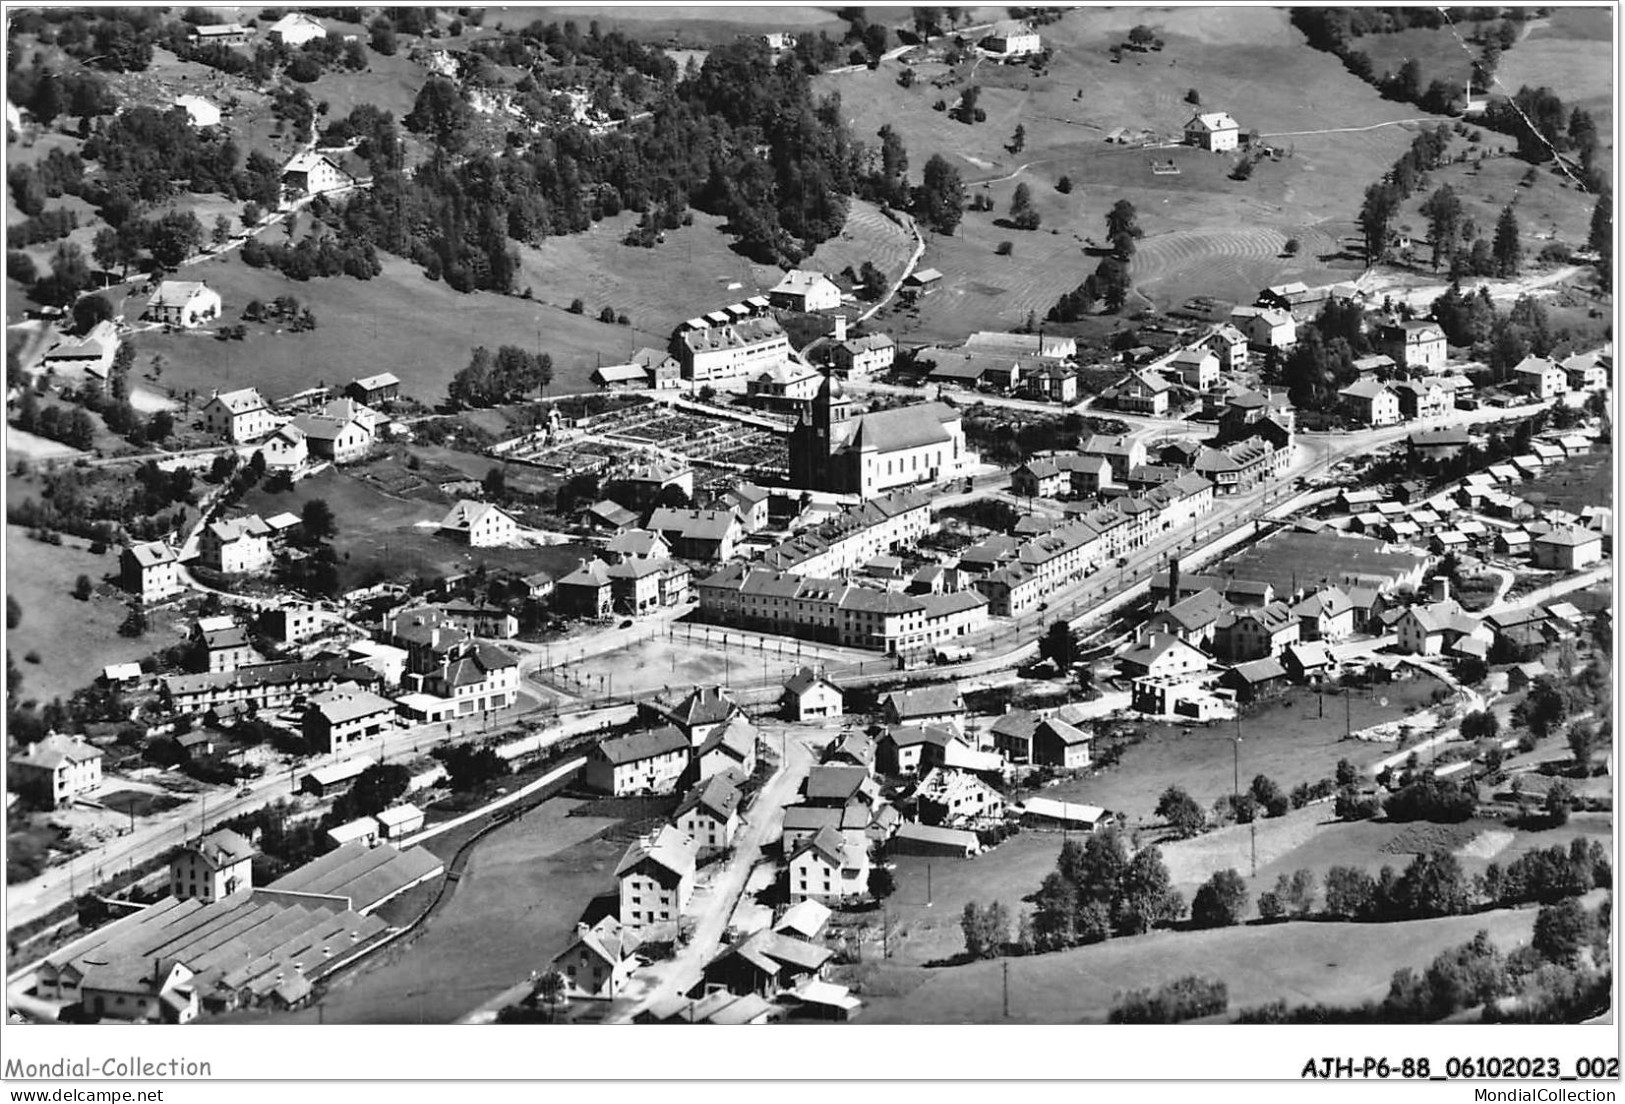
left=1384, top=777, right=1476, bottom=823
left=1191, top=869, right=1249, bottom=928
left=1110, top=976, right=1228, bottom=1023
left=1283, top=238, right=1301, bottom=256
left=995, top=240, right=1013, bottom=256
left=568, top=298, right=585, bottom=314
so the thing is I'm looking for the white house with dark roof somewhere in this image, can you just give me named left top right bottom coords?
left=982, top=18, right=1042, bottom=55
left=1377, top=319, right=1448, bottom=372
left=9, top=733, right=103, bottom=806
left=617, top=824, right=699, bottom=928
left=769, top=269, right=842, bottom=312
left=170, top=829, right=254, bottom=903
left=1203, top=323, right=1249, bottom=371
left=281, top=150, right=353, bottom=201
left=551, top=916, right=642, bottom=1000
left=199, top=515, right=273, bottom=574
left=586, top=727, right=691, bottom=796
left=830, top=332, right=896, bottom=376
left=1229, top=305, right=1296, bottom=350
left=1512, top=355, right=1567, bottom=400
left=267, top=11, right=326, bottom=45
left=783, top=666, right=843, bottom=721
left=789, top=824, right=870, bottom=905
left=1532, top=527, right=1603, bottom=572
left=674, top=772, right=743, bottom=856
left=301, top=685, right=397, bottom=754
left=121, top=540, right=184, bottom=602
left=438, top=500, right=518, bottom=547
left=647, top=506, right=740, bottom=561
left=144, top=281, right=221, bottom=328
left=257, top=422, right=308, bottom=472
left=1339, top=379, right=1401, bottom=427
left=1185, top=111, right=1240, bottom=151
left=201, top=387, right=274, bottom=443
left=292, top=398, right=374, bottom=464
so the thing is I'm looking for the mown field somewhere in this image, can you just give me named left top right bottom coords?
left=819, top=6, right=1460, bottom=337
left=1496, top=7, right=1615, bottom=158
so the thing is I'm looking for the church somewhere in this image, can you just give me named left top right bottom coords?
left=789, top=372, right=969, bottom=498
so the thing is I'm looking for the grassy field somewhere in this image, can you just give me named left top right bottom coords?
left=852, top=903, right=1550, bottom=1023
left=3, top=526, right=180, bottom=707
left=819, top=7, right=1457, bottom=337
left=1518, top=445, right=1613, bottom=514
left=242, top=796, right=625, bottom=1024
left=240, top=464, right=591, bottom=592
left=493, top=5, right=854, bottom=43
left=1351, top=20, right=1499, bottom=91
left=1046, top=677, right=1447, bottom=823
left=1496, top=8, right=1615, bottom=158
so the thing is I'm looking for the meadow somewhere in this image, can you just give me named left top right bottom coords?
left=1495, top=8, right=1615, bottom=158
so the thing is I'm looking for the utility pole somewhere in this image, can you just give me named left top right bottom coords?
left=926, top=863, right=933, bottom=907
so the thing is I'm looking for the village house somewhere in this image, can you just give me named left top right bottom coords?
left=1409, top=426, right=1473, bottom=462
left=1212, top=601, right=1301, bottom=661
left=769, top=269, right=842, bottom=312
left=292, top=398, right=375, bottom=464
left=912, top=767, right=1006, bottom=826
left=437, top=500, right=519, bottom=547
left=876, top=724, right=963, bottom=776
left=192, top=619, right=257, bottom=673
left=198, top=515, right=273, bottom=575
left=169, top=830, right=255, bottom=903
left=1392, top=379, right=1453, bottom=421
left=647, top=507, right=740, bottom=562
left=40, top=320, right=119, bottom=384
left=782, top=667, right=844, bottom=721
left=674, top=772, right=743, bottom=857
left=120, top=540, right=184, bottom=603
left=1511, top=355, right=1568, bottom=400
left=1142, top=586, right=1226, bottom=647
left=174, top=94, right=221, bottom=128
left=1292, top=585, right=1357, bottom=641
left=1394, top=597, right=1488, bottom=656
left=1338, top=380, right=1401, bottom=427
left=1168, top=347, right=1219, bottom=390
left=1228, top=306, right=1296, bottom=350
left=693, top=714, right=758, bottom=783
left=788, top=825, right=870, bottom=906
left=302, top=685, right=397, bottom=754
left=201, top=387, right=275, bottom=443
left=1185, top=110, right=1240, bottom=152
left=703, top=929, right=834, bottom=1000
left=879, top=685, right=965, bottom=729
left=374, top=804, right=425, bottom=840
left=1031, top=717, right=1093, bottom=769
left=190, top=22, right=250, bottom=44
left=551, top=916, right=642, bottom=1001
left=555, top=558, right=613, bottom=619
left=1110, top=369, right=1172, bottom=415
left=144, top=281, right=222, bottom=328
left=1532, top=528, right=1603, bottom=572
left=1117, top=632, right=1210, bottom=680
left=281, top=150, right=356, bottom=201
left=1560, top=350, right=1608, bottom=392
left=1012, top=457, right=1068, bottom=499
left=410, top=640, right=521, bottom=716
left=617, top=824, right=699, bottom=929
left=989, top=709, right=1040, bottom=765
left=721, top=481, right=770, bottom=534
left=1203, top=324, right=1249, bottom=372
left=1377, top=319, right=1448, bottom=372
left=9, top=733, right=104, bottom=807
left=829, top=331, right=896, bottom=376
left=585, top=728, right=691, bottom=796
left=257, top=423, right=308, bottom=472
left=346, top=373, right=401, bottom=405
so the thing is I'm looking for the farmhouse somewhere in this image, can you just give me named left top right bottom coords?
left=257, top=423, right=308, bottom=471
left=346, top=373, right=400, bottom=405
left=437, top=500, right=519, bottom=547
left=902, top=268, right=943, bottom=297
left=1031, top=717, right=1093, bottom=769
left=769, top=269, right=842, bottom=312
left=201, top=387, right=275, bottom=443
left=1117, top=632, right=1209, bottom=680
left=1184, top=111, right=1240, bottom=152
left=144, top=281, right=221, bottom=328
left=267, top=11, right=327, bottom=45
left=41, top=320, right=119, bottom=384
left=292, top=399, right=374, bottom=464
left=190, top=23, right=250, bottom=44
left=880, top=685, right=965, bottom=729
left=281, top=151, right=355, bottom=199
left=982, top=19, right=1042, bottom=56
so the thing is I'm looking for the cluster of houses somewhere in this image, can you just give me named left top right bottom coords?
left=197, top=374, right=403, bottom=465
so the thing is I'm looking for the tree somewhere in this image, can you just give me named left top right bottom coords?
left=482, top=466, right=507, bottom=500
left=1421, top=184, right=1463, bottom=270
left=1115, top=845, right=1181, bottom=935
left=1532, top=898, right=1590, bottom=966
left=405, top=75, right=474, bottom=155
left=960, top=901, right=1007, bottom=959
left=72, top=574, right=93, bottom=601
left=1056, top=175, right=1072, bottom=194
left=31, top=69, right=64, bottom=127
left=1091, top=257, right=1131, bottom=313
left=1191, top=869, right=1249, bottom=928
left=1009, top=123, right=1025, bottom=153
left=1009, top=182, right=1040, bottom=230
left=1037, top=619, right=1080, bottom=669
left=1390, top=58, right=1423, bottom=104
left=211, top=214, right=233, bottom=247
left=868, top=866, right=896, bottom=901
left=1335, top=758, right=1358, bottom=787
left=916, top=154, right=966, bottom=235
left=1492, top=203, right=1521, bottom=277
left=1513, top=675, right=1568, bottom=740
left=1127, top=25, right=1157, bottom=47
left=1105, top=199, right=1142, bottom=242
left=6, top=595, right=19, bottom=629
left=72, top=294, right=114, bottom=335
left=1185, top=88, right=1201, bottom=105
left=241, top=201, right=262, bottom=230
left=1323, top=865, right=1376, bottom=919
left=301, top=497, right=337, bottom=542
left=1567, top=722, right=1597, bottom=775
left=1256, top=889, right=1285, bottom=921
left=1250, top=774, right=1288, bottom=818
left=1461, top=709, right=1499, bottom=742
left=1156, top=785, right=1206, bottom=839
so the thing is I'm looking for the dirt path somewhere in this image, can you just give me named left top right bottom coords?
left=1261, top=117, right=1439, bottom=139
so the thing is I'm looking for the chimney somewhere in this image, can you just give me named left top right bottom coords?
left=1432, top=576, right=1450, bottom=604
left=833, top=314, right=848, bottom=343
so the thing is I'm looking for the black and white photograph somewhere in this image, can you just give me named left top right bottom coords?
left=0, top=0, right=1616, bottom=1090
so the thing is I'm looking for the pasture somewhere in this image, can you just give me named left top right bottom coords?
left=852, top=904, right=1550, bottom=1023
left=495, top=5, right=852, bottom=43
left=818, top=6, right=1456, bottom=333
left=1496, top=8, right=1614, bottom=157
left=1047, top=677, right=1448, bottom=823
left=2, top=525, right=177, bottom=707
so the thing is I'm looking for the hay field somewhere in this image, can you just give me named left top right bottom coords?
left=1496, top=8, right=1615, bottom=155
left=820, top=6, right=1451, bottom=328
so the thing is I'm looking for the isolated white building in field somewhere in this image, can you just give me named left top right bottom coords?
left=1185, top=111, right=1240, bottom=152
